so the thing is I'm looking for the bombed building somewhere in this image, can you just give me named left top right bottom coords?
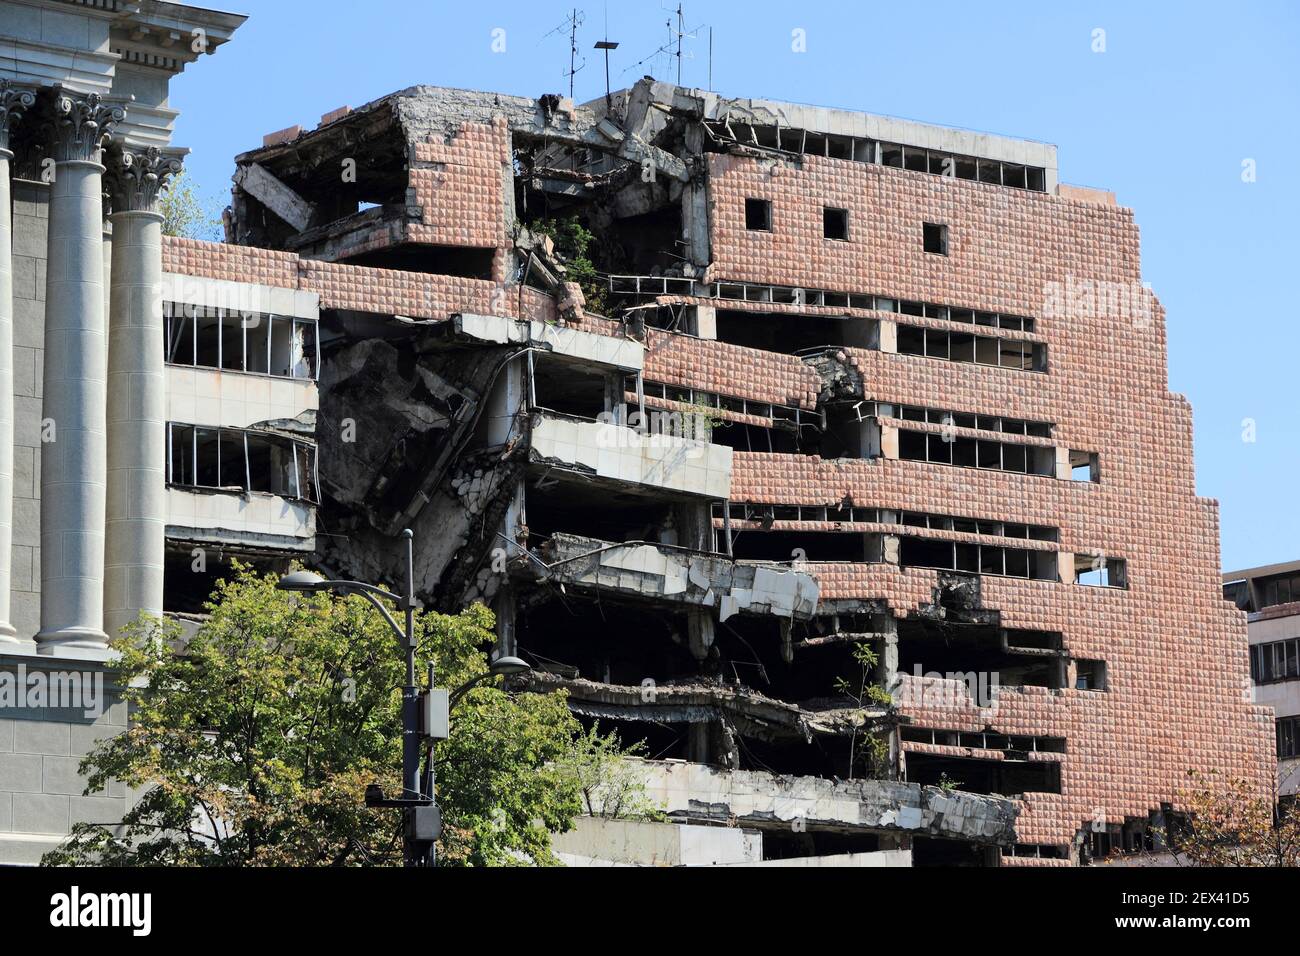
left=0, top=1, right=1277, bottom=866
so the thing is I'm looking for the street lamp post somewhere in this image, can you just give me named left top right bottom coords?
left=277, top=529, right=530, bottom=867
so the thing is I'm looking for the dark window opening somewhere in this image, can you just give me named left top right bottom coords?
left=896, top=620, right=1066, bottom=690
left=729, top=530, right=880, bottom=563
left=905, top=751, right=1061, bottom=797
left=912, top=837, right=999, bottom=867
left=715, top=309, right=877, bottom=353
left=532, top=355, right=609, bottom=420
left=1075, top=659, right=1108, bottom=691
left=1260, top=572, right=1300, bottom=609
left=823, top=206, right=849, bottom=241
left=1250, top=638, right=1300, bottom=684
left=1279, top=716, right=1300, bottom=760
left=745, top=198, right=772, bottom=231
left=168, top=423, right=317, bottom=502
left=163, top=549, right=290, bottom=616
left=525, top=481, right=675, bottom=544
left=923, top=222, right=948, bottom=255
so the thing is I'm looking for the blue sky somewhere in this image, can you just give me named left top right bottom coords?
left=171, top=0, right=1300, bottom=571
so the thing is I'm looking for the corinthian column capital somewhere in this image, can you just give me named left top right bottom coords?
left=0, top=80, right=38, bottom=155
left=105, top=143, right=187, bottom=214
left=40, top=88, right=128, bottom=164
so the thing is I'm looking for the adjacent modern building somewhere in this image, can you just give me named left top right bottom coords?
left=0, top=2, right=1278, bottom=866
left=1224, top=560, right=1300, bottom=800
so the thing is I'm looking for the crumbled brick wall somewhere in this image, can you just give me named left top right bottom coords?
left=162, top=236, right=556, bottom=324
left=705, top=151, right=1274, bottom=850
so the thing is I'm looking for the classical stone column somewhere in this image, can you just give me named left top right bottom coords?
left=103, top=144, right=183, bottom=639
left=0, top=82, right=37, bottom=644
left=35, top=90, right=125, bottom=653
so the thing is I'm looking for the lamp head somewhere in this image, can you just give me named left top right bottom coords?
left=277, top=570, right=328, bottom=593
left=488, top=655, right=531, bottom=677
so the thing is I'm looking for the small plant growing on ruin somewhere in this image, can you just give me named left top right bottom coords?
left=531, top=215, right=610, bottom=317
left=833, top=640, right=891, bottom=779
left=938, top=773, right=963, bottom=793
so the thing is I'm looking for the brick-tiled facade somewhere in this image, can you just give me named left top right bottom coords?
left=702, top=151, right=1275, bottom=853
left=192, top=81, right=1273, bottom=862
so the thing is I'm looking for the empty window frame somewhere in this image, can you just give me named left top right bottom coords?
left=165, top=303, right=319, bottom=380
left=898, top=536, right=1056, bottom=581
left=1279, top=716, right=1300, bottom=760
left=897, top=427, right=1056, bottom=476
left=1070, top=450, right=1101, bottom=483
left=167, top=422, right=318, bottom=502
left=874, top=141, right=1047, bottom=192
left=745, top=198, right=772, bottom=231
left=895, top=324, right=1044, bottom=371
left=865, top=402, right=1053, bottom=438
left=1074, top=554, right=1128, bottom=589
left=1260, top=572, right=1300, bottom=609
left=823, top=207, right=849, bottom=241
left=923, top=222, right=948, bottom=255
left=1250, top=637, right=1300, bottom=684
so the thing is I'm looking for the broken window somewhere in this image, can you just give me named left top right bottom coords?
left=1075, top=554, right=1128, bottom=589
left=165, top=303, right=319, bottom=380
left=1070, top=449, right=1100, bottom=482
left=167, top=422, right=317, bottom=502
left=923, top=222, right=948, bottom=255
left=823, top=206, right=849, bottom=241
left=744, top=198, right=772, bottom=231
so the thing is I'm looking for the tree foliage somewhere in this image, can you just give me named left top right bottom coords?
left=532, top=215, right=610, bottom=317
left=1172, top=770, right=1300, bottom=867
left=42, top=564, right=630, bottom=867
left=158, top=168, right=223, bottom=241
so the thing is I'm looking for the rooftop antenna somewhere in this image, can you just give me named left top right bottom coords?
left=675, top=3, right=683, bottom=85
left=622, top=4, right=701, bottom=83
left=544, top=10, right=587, bottom=99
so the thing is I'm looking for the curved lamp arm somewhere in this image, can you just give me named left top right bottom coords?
left=448, top=672, right=495, bottom=709
left=334, top=585, right=406, bottom=646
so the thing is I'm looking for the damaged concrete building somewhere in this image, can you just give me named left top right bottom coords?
left=0, top=3, right=1276, bottom=865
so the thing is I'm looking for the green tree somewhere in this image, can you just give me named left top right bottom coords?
left=42, top=564, right=607, bottom=867
left=159, top=168, right=223, bottom=241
